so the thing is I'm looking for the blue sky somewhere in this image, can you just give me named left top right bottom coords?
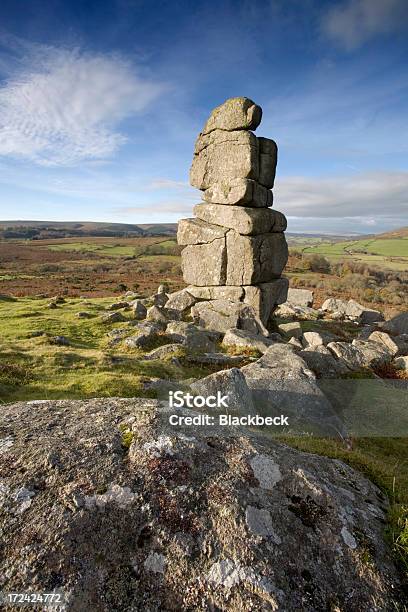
left=0, top=0, right=407, bottom=234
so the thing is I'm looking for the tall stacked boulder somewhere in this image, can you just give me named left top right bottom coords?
left=177, top=97, right=288, bottom=326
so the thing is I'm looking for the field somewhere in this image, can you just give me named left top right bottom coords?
left=291, top=235, right=408, bottom=271
left=0, top=236, right=184, bottom=297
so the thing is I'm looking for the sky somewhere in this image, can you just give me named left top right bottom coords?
left=0, top=0, right=407, bottom=234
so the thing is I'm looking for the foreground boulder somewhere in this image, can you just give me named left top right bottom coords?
left=0, top=398, right=402, bottom=610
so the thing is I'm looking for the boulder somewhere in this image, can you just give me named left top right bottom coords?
left=101, top=312, right=127, bottom=324
left=2, top=397, right=401, bottom=610
left=194, top=203, right=283, bottom=236
left=107, top=301, right=129, bottom=311
left=320, top=298, right=348, bottom=315
left=165, top=321, right=197, bottom=344
left=190, top=129, right=259, bottom=190
left=345, top=300, right=384, bottom=324
left=164, top=289, right=196, bottom=315
left=277, top=322, right=303, bottom=339
left=184, top=330, right=217, bottom=353
left=192, top=300, right=267, bottom=336
left=286, top=288, right=313, bottom=307
left=226, top=231, right=288, bottom=285
left=274, top=303, right=320, bottom=320
left=327, top=340, right=393, bottom=370
left=181, top=238, right=227, bottom=286
left=187, top=285, right=244, bottom=301
left=202, top=96, right=262, bottom=134
left=383, top=312, right=408, bottom=336
left=299, top=346, right=350, bottom=378
left=222, top=328, right=278, bottom=354
left=185, top=352, right=247, bottom=366
left=288, top=337, right=303, bottom=349
left=368, top=331, right=400, bottom=357
left=243, top=278, right=289, bottom=325
left=190, top=368, right=255, bottom=413
left=177, top=217, right=227, bottom=245
left=142, top=344, right=182, bottom=361
left=394, top=355, right=408, bottom=370
left=303, top=331, right=339, bottom=347
left=241, top=344, right=346, bottom=437
left=131, top=299, right=147, bottom=320
left=146, top=305, right=168, bottom=324
left=257, top=137, right=278, bottom=188
left=202, top=178, right=272, bottom=207
left=124, top=323, right=160, bottom=348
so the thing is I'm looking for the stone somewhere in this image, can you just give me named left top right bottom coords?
left=177, top=217, right=227, bottom=245
left=185, top=352, right=246, bottom=366
left=274, top=302, right=320, bottom=320
left=107, top=301, right=129, bottom=310
left=277, top=322, right=303, bottom=339
left=49, top=335, right=70, bottom=346
left=0, top=397, right=402, bottom=610
left=288, top=337, right=303, bottom=349
left=143, top=344, right=182, bottom=361
left=157, top=284, right=167, bottom=294
left=345, top=300, right=384, bottom=324
left=184, top=330, right=217, bottom=353
left=328, top=340, right=393, bottom=370
left=190, top=129, right=259, bottom=191
left=146, top=305, right=168, bottom=324
left=286, top=288, right=314, bottom=307
left=191, top=299, right=263, bottom=334
left=241, top=344, right=346, bottom=437
left=125, top=323, right=159, bottom=348
left=132, top=300, right=147, bottom=320
left=222, top=328, right=278, bottom=353
left=243, top=278, right=289, bottom=325
left=181, top=238, right=227, bottom=285
left=257, top=137, right=278, bottom=188
left=383, top=312, right=408, bottom=336
left=226, top=231, right=288, bottom=285
left=101, top=312, right=127, bottom=324
left=299, top=346, right=350, bottom=378
left=202, top=96, right=262, bottom=134
left=303, top=331, right=339, bottom=347
left=320, top=298, right=348, bottom=315
left=194, top=203, right=281, bottom=236
left=164, top=289, right=196, bottom=314
left=394, top=355, right=408, bottom=370
left=190, top=368, right=254, bottom=413
left=165, top=321, right=197, bottom=343
left=187, top=285, right=244, bottom=301
left=202, top=178, right=272, bottom=207
left=77, top=311, right=92, bottom=319
left=368, top=331, right=400, bottom=357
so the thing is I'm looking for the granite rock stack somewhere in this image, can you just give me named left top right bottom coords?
left=177, top=97, right=288, bottom=326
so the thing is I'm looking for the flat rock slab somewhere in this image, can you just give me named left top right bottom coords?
left=194, top=203, right=286, bottom=235
left=202, top=178, right=272, bottom=207
left=0, top=397, right=401, bottom=610
left=226, top=231, right=288, bottom=285
left=177, top=217, right=227, bottom=245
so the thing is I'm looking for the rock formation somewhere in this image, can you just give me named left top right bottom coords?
left=177, top=97, right=288, bottom=327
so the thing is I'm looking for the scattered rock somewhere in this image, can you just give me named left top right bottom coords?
left=146, top=305, right=168, bottom=324
left=277, top=321, right=303, bottom=339
left=286, top=288, right=314, bottom=307
left=303, top=330, right=339, bottom=347
left=77, top=311, right=92, bottom=319
left=222, top=328, right=277, bottom=353
left=143, top=344, right=182, bottom=361
left=107, top=301, right=129, bottom=311
left=345, top=300, right=384, bottom=324
left=191, top=368, right=254, bottom=412
left=383, top=312, right=408, bottom=336
left=394, top=355, right=408, bottom=370
left=131, top=299, right=147, bottom=320
left=101, top=312, right=127, bottom=324
left=299, top=346, right=350, bottom=378
left=49, top=335, right=70, bottom=346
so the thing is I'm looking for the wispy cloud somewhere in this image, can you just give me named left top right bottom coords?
left=0, top=44, right=164, bottom=166
left=275, top=170, right=408, bottom=219
left=322, top=0, right=408, bottom=50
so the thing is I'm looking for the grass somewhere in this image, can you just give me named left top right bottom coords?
left=0, top=296, right=216, bottom=402
left=47, top=242, right=140, bottom=257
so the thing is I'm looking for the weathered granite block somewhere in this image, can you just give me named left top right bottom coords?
left=177, top=217, right=227, bottom=245
left=190, top=129, right=259, bottom=190
left=243, top=278, right=289, bottom=324
left=226, top=231, right=288, bottom=285
left=194, top=204, right=287, bottom=236
left=202, top=97, right=262, bottom=135
left=258, top=137, right=277, bottom=188
left=181, top=239, right=227, bottom=285
left=202, top=178, right=272, bottom=207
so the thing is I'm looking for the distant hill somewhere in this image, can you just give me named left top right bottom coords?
left=375, top=227, right=408, bottom=239
left=0, top=220, right=178, bottom=239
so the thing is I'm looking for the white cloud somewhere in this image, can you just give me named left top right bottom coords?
left=275, top=170, right=408, bottom=218
left=0, top=45, right=163, bottom=166
left=322, top=0, right=408, bottom=50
